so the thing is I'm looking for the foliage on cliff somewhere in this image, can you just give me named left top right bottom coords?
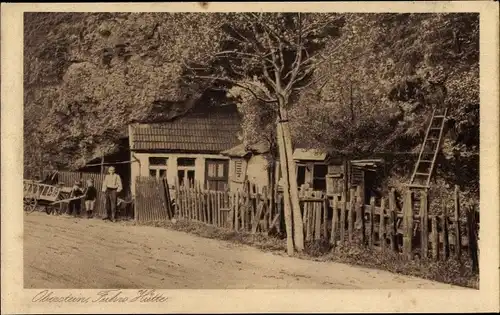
left=291, top=13, right=479, bottom=194
left=24, top=12, right=223, bottom=173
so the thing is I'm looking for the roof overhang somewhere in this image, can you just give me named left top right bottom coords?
left=292, top=148, right=327, bottom=161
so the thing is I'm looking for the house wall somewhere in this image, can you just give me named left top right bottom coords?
left=130, top=152, right=229, bottom=197
left=228, top=155, right=279, bottom=193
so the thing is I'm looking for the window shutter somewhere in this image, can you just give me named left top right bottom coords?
left=233, top=159, right=246, bottom=183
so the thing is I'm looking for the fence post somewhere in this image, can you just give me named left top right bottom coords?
left=389, top=189, right=397, bottom=252
left=431, top=215, right=439, bottom=260
left=379, top=198, right=386, bottom=251
left=234, top=190, right=240, bottom=231
left=305, top=189, right=313, bottom=242
left=330, top=197, right=338, bottom=247
left=467, top=206, right=479, bottom=273
left=340, top=192, right=346, bottom=245
left=134, top=177, right=140, bottom=222
left=348, top=188, right=356, bottom=244
left=442, top=206, right=450, bottom=260
left=403, top=189, right=413, bottom=260
left=314, top=192, right=322, bottom=241
left=201, top=182, right=208, bottom=223
left=323, top=194, right=328, bottom=239
left=369, top=197, right=375, bottom=249
left=454, top=185, right=461, bottom=259
left=420, top=189, right=429, bottom=259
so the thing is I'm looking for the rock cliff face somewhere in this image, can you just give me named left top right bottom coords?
left=23, top=13, right=221, bottom=174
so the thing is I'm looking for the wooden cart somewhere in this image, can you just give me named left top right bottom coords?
left=23, top=179, right=74, bottom=214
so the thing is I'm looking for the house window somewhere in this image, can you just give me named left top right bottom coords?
left=148, top=157, right=168, bottom=179
left=178, top=158, right=195, bottom=167
left=312, top=164, right=328, bottom=191
left=296, top=164, right=306, bottom=188
left=206, top=159, right=228, bottom=191
left=177, top=157, right=196, bottom=186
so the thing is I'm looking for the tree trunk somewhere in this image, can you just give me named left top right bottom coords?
left=276, top=123, right=295, bottom=255
left=280, top=120, right=304, bottom=251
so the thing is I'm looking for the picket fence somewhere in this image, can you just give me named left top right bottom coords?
left=141, top=179, right=479, bottom=269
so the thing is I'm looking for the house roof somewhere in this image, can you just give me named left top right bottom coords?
left=221, top=142, right=270, bottom=158
left=129, top=105, right=242, bottom=153
left=292, top=148, right=327, bottom=161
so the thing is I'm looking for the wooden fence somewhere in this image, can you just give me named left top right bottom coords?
left=174, top=180, right=282, bottom=233
left=329, top=186, right=479, bottom=266
left=134, top=176, right=173, bottom=222
left=170, top=179, right=479, bottom=268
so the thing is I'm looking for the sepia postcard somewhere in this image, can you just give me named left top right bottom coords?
left=1, top=1, right=499, bottom=313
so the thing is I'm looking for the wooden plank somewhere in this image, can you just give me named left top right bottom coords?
left=403, top=190, right=413, bottom=260
left=195, top=184, right=201, bottom=221
left=240, top=191, right=246, bottom=231
left=441, top=212, right=450, bottom=260
left=217, top=191, right=222, bottom=227
left=330, top=196, right=338, bottom=247
left=454, top=185, right=461, bottom=259
left=276, top=193, right=282, bottom=233
left=251, top=192, right=261, bottom=232
left=420, top=190, right=429, bottom=259
left=234, top=190, right=239, bottom=231
left=379, top=198, right=386, bottom=250
left=323, top=195, right=328, bottom=239
left=355, top=187, right=365, bottom=246
left=193, top=183, right=199, bottom=221
left=252, top=199, right=265, bottom=234
left=262, top=187, right=269, bottom=233
left=389, top=189, right=397, bottom=252
left=201, top=184, right=207, bottom=223
left=174, top=177, right=181, bottom=218
left=369, top=197, right=375, bottom=249
left=339, top=192, right=346, bottom=244
left=431, top=216, right=439, bottom=260
left=314, top=200, right=321, bottom=240
left=467, top=206, right=479, bottom=273
left=213, top=191, right=218, bottom=226
left=228, top=191, right=234, bottom=230
left=348, top=188, right=355, bottom=244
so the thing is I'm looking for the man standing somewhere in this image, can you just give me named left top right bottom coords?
left=102, top=166, right=122, bottom=222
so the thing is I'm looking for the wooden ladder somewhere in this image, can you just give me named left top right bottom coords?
left=408, top=108, right=448, bottom=189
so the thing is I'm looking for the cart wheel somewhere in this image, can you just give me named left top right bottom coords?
left=25, top=199, right=38, bottom=214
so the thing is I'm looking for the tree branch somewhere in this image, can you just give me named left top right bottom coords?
left=186, top=74, right=277, bottom=104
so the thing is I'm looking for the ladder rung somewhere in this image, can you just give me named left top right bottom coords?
left=430, top=127, right=441, bottom=131
left=427, top=138, right=439, bottom=141
left=433, top=115, right=446, bottom=118
left=406, top=184, right=430, bottom=189
left=415, top=172, right=430, bottom=176
left=419, top=160, right=433, bottom=163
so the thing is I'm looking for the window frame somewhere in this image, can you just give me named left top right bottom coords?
left=148, top=156, right=168, bottom=179
left=177, top=157, right=196, bottom=186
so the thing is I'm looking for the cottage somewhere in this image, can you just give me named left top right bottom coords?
left=221, top=143, right=384, bottom=203
left=128, top=105, right=242, bottom=197
left=220, top=141, right=275, bottom=193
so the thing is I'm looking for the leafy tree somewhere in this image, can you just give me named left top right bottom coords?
left=184, top=12, right=349, bottom=254
left=292, top=13, right=479, bottom=201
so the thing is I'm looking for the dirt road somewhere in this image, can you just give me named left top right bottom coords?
left=24, top=212, right=459, bottom=289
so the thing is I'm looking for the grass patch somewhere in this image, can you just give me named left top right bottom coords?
left=136, top=219, right=478, bottom=289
